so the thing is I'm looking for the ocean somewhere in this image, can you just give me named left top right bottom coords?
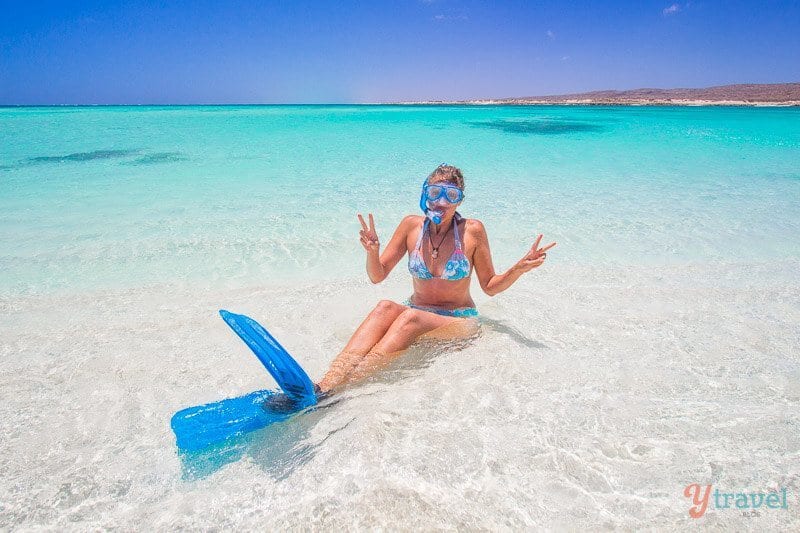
left=1, top=105, right=798, bottom=529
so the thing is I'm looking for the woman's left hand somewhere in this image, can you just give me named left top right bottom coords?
left=514, top=234, right=556, bottom=273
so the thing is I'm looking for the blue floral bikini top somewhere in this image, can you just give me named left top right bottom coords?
left=408, top=212, right=471, bottom=280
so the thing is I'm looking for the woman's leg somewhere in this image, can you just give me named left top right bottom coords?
left=347, top=309, right=478, bottom=381
left=317, top=300, right=406, bottom=392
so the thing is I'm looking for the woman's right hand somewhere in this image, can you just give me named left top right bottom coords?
left=357, top=213, right=380, bottom=253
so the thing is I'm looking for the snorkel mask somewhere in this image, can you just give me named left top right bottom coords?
left=419, top=169, right=464, bottom=224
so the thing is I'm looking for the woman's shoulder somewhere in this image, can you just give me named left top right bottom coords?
left=398, top=214, right=424, bottom=235
left=401, top=214, right=425, bottom=227
left=462, top=216, right=486, bottom=233
left=461, top=217, right=488, bottom=246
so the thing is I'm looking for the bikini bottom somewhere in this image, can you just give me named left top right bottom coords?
left=402, top=298, right=479, bottom=318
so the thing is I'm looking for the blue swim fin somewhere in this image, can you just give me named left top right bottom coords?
left=170, top=311, right=318, bottom=452
left=218, top=310, right=317, bottom=404
left=171, top=389, right=289, bottom=452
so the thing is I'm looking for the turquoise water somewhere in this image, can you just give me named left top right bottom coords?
left=2, top=105, right=799, bottom=295
left=1, top=106, right=799, bottom=529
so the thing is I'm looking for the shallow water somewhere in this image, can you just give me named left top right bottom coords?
left=1, top=105, right=799, bottom=529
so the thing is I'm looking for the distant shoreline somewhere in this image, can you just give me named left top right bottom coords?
left=395, top=100, right=800, bottom=107
left=396, top=83, right=800, bottom=107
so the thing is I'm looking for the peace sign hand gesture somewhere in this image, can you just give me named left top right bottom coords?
left=357, top=213, right=380, bottom=253
left=514, top=234, right=556, bottom=273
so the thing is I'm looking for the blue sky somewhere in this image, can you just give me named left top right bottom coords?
left=1, top=0, right=798, bottom=104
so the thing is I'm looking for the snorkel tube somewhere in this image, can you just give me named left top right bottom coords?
left=419, top=177, right=443, bottom=224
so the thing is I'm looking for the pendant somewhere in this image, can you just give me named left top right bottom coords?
left=431, top=249, right=439, bottom=259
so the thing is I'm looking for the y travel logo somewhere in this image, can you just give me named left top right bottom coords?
left=684, top=484, right=790, bottom=518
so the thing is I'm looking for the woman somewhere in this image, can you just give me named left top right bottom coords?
left=316, top=164, right=556, bottom=394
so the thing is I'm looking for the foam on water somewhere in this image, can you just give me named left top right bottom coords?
left=1, top=105, right=799, bottom=529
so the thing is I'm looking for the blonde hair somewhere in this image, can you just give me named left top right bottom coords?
left=427, top=164, right=465, bottom=189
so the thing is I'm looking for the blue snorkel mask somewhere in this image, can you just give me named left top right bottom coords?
left=419, top=167, right=464, bottom=224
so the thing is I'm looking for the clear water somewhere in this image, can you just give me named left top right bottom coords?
left=1, top=105, right=799, bottom=529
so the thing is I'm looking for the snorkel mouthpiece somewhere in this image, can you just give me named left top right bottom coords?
left=427, top=207, right=443, bottom=224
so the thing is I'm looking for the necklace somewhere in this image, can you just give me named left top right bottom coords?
left=428, top=221, right=452, bottom=260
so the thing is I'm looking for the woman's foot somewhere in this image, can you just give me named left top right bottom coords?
left=314, top=382, right=331, bottom=401
left=262, top=384, right=326, bottom=413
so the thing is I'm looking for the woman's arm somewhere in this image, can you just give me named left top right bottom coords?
left=471, top=220, right=555, bottom=296
left=361, top=215, right=414, bottom=284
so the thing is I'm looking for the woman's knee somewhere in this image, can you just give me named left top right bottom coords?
left=372, top=299, right=403, bottom=318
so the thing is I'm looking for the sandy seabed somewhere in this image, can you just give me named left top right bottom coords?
left=1, top=259, right=798, bottom=530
